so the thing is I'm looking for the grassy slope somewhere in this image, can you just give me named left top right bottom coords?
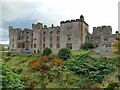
left=2, top=50, right=118, bottom=88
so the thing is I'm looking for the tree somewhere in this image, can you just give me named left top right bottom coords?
left=58, top=48, right=71, bottom=60
left=82, top=41, right=94, bottom=50
left=42, top=47, right=52, bottom=56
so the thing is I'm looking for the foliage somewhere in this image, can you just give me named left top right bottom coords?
left=6, top=52, right=11, bottom=56
left=67, top=52, right=115, bottom=83
left=0, top=45, right=7, bottom=51
left=112, top=36, right=120, bottom=69
left=107, top=82, right=119, bottom=89
left=34, top=53, right=42, bottom=58
left=29, top=56, right=51, bottom=70
left=82, top=41, right=94, bottom=50
left=58, top=48, right=71, bottom=60
left=1, top=61, right=24, bottom=88
left=51, top=58, right=65, bottom=67
left=42, top=47, right=52, bottom=56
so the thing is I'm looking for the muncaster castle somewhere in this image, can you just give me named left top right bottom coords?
left=9, top=15, right=118, bottom=53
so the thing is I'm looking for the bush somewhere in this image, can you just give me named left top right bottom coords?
left=6, top=52, right=11, bottom=56
left=42, top=47, right=52, bottom=56
left=58, top=48, right=71, bottom=60
left=1, top=61, right=24, bottom=88
left=107, top=82, right=119, bottom=89
left=29, top=56, right=51, bottom=70
left=82, top=41, right=94, bottom=50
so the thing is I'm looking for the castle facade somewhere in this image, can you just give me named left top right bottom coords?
left=9, top=15, right=89, bottom=53
left=9, top=15, right=117, bottom=53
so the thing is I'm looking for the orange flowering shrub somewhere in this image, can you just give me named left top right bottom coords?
left=51, top=58, right=65, bottom=67
left=29, top=55, right=51, bottom=70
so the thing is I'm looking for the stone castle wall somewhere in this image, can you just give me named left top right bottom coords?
left=9, top=15, right=89, bottom=53
left=9, top=15, right=117, bottom=53
left=91, top=26, right=117, bottom=47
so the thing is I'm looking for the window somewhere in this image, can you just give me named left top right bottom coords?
left=18, top=37, right=20, bottom=40
left=27, top=32, right=29, bottom=34
left=43, top=32, right=45, bottom=35
left=34, top=50, right=36, bottom=53
left=22, top=36, right=23, bottom=39
left=18, top=43, right=22, bottom=48
left=57, top=36, right=59, bottom=41
left=43, top=44, right=45, bottom=48
left=66, top=43, right=72, bottom=49
left=43, top=37, right=46, bottom=42
left=50, top=44, right=53, bottom=48
left=22, top=43, right=24, bottom=48
left=50, top=37, right=52, bottom=41
left=17, top=43, right=20, bottom=48
left=104, top=38, right=108, bottom=41
left=34, top=38, right=36, bottom=40
left=27, top=36, right=28, bottom=39
left=13, top=39, right=14, bottom=42
left=38, top=50, right=40, bottom=53
left=67, top=35, right=72, bottom=41
left=31, top=44, right=33, bottom=48
left=56, top=44, right=60, bottom=48
left=50, top=31, right=53, bottom=35
left=13, top=44, right=14, bottom=48
left=57, top=31, right=60, bottom=34
left=34, top=44, right=36, bottom=48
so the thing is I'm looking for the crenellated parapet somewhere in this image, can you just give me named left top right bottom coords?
left=60, top=15, right=88, bottom=26
left=60, top=19, right=80, bottom=24
left=32, top=22, right=43, bottom=30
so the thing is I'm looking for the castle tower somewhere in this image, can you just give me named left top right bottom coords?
left=79, top=15, right=89, bottom=47
left=60, top=15, right=89, bottom=50
left=32, top=22, right=43, bottom=53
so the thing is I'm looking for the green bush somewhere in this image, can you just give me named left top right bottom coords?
left=107, top=82, right=119, bottom=89
left=58, top=48, right=71, bottom=60
left=82, top=41, right=94, bottom=50
left=42, top=47, right=52, bottom=56
left=1, top=61, right=24, bottom=88
left=6, top=52, right=11, bottom=56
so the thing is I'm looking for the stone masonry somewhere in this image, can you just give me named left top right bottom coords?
left=9, top=15, right=118, bottom=53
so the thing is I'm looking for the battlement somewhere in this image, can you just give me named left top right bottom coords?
left=93, top=26, right=112, bottom=30
left=60, top=19, right=80, bottom=24
left=32, top=22, right=43, bottom=29
left=60, top=19, right=88, bottom=26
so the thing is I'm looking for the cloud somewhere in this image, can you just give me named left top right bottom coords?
left=2, top=2, right=39, bottom=22
left=0, top=0, right=119, bottom=45
left=0, top=27, right=8, bottom=41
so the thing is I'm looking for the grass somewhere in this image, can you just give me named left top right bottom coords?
left=71, top=50, right=90, bottom=55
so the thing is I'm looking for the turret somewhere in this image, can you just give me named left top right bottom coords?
left=9, top=26, right=13, bottom=30
left=80, top=15, right=84, bottom=22
left=32, top=22, right=43, bottom=30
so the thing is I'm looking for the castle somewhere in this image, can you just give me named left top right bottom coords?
left=9, top=15, right=118, bottom=53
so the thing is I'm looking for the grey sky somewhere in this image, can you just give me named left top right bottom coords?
left=0, top=0, right=119, bottom=44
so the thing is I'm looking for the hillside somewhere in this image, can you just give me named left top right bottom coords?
left=1, top=50, right=119, bottom=89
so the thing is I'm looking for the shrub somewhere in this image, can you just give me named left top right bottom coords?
left=82, top=41, right=94, bottom=50
left=107, top=82, right=119, bottom=89
left=51, top=58, right=65, bottom=67
left=6, top=52, right=11, bottom=56
left=1, top=61, right=24, bottom=88
left=58, top=48, right=71, bottom=60
left=29, top=56, right=51, bottom=70
left=42, top=47, right=52, bottom=56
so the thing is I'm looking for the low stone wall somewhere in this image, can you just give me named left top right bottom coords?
left=93, top=46, right=115, bottom=57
